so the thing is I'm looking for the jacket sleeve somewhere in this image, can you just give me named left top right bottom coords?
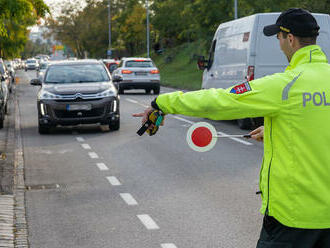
left=155, top=73, right=288, bottom=120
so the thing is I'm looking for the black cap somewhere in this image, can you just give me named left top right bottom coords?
left=263, top=8, right=320, bottom=37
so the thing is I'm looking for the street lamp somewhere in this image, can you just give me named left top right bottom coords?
left=146, top=0, right=150, bottom=58
left=234, top=0, right=238, bottom=19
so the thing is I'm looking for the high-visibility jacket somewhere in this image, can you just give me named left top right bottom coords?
left=155, top=45, right=330, bottom=228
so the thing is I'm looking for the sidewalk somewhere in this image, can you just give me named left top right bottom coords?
left=0, top=90, right=29, bottom=247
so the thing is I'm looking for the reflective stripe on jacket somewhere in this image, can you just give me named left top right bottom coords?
left=156, top=45, right=330, bottom=228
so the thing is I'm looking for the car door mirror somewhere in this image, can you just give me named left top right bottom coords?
left=30, top=79, right=42, bottom=86
left=197, top=56, right=208, bottom=70
left=112, top=75, right=123, bottom=83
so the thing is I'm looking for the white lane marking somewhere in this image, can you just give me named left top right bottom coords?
left=81, top=144, right=91, bottom=150
left=137, top=214, right=159, bottom=230
left=217, top=131, right=253, bottom=145
left=161, top=244, right=178, bottom=248
left=107, top=176, right=121, bottom=186
left=96, top=163, right=109, bottom=171
left=120, top=193, right=138, bottom=205
left=88, top=152, right=99, bottom=159
left=173, top=115, right=194, bottom=124
left=126, top=98, right=138, bottom=104
left=126, top=98, right=149, bottom=108
left=76, top=137, right=85, bottom=142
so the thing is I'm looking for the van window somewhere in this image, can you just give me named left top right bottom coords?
left=207, top=40, right=216, bottom=70
left=216, top=33, right=249, bottom=65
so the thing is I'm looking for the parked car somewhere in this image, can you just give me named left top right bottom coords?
left=30, top=60, right=120, bottom=134
left=198, top=12, right=330, bottom=129
left=112, top=57, right=160, bottom=94
left=4, top=61, right=15, bottom=86
left=0, top=81, right=6, bottom=128
left=25, top=59, right=39, bottom=71
left=0, top=59, right=12, bottom=97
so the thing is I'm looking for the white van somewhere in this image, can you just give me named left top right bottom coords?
left=199, top=13, right=330, bottom=129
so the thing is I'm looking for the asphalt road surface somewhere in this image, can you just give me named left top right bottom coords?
left=17, top=70, right=264, bottom=248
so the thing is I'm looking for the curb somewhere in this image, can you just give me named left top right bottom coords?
left=13, top=96, right=29, bottom=247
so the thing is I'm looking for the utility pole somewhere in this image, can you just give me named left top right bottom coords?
left=107, top=0, right=112, bottom=58
left=234, top=0, right=238, bottom=19
left=146, top=0, right=150, bottom=58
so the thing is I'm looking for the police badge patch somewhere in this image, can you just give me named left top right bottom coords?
left=230, top=82, right=251, bottom=94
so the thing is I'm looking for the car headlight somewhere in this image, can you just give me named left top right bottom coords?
left=96, top=88, right=116, bottom=98
left=39, top=91, right=61, bottom=100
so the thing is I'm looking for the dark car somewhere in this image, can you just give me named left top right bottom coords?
left=30, top=60, right=120, bottom=134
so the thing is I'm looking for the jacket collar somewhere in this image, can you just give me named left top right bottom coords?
left=285, top=45, right=328, bottom=71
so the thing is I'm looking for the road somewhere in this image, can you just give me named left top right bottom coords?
left=17, top=70, right=264, bottom=248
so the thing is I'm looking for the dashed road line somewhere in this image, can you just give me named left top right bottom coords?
left=137, top=214, right=160, bottom=230
left=120, top=193, right=138, bottom=205
left=81, top=144, right=91, bottom=150
left=161, top=244, right=178, bottom=248
left=106, top=176, right=121, bottom=186
left=88, top=152, right=99, bottom=159
left=76, top=137, right=85, bottom=142
left=126, top=98, right=138, bottom=104
left=96, top=163, right=109, bottom=171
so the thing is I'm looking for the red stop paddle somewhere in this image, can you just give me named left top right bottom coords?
left=186, top=122, right=251, bottom=152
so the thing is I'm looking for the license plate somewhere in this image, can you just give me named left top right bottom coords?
left=66, top=104, right=91, bottom=111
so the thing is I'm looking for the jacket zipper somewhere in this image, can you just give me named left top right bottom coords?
left=265, top=120, right=273, bottom=215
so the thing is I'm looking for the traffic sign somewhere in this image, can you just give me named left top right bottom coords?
left=107, top=50, right=112, bottom=56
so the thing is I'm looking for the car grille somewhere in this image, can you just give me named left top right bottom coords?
left=54, top=107, right=105, bottom=118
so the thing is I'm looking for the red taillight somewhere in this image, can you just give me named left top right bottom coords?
left=122, top=69, right=133, bottom=74
left=247, top=66, right=254, bottom=81
left=150, top=70, right=160, bottom=74
left=134, top=60, right=147, bottom=62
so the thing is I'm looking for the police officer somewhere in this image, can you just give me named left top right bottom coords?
left=133, top=8, right=330, bottom=248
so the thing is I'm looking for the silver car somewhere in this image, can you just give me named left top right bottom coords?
left=112, top=57, right=160, bottom=94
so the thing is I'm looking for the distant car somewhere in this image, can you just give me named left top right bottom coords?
left=102, top=59, right=119, bottom=74
left=30, top=60, right=120, bottom=134
left=25, top=59, right=39, bottom=71
left=36, top=62, right=49, bottom=81
left=112, top=57, right=160, bottom=94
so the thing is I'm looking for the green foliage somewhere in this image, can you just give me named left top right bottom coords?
left=0, top=0, right=49, bottom=58
left=46, top=0, right=329, bottom=59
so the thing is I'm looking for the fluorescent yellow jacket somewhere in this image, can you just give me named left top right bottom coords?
left=155, top=45, right=330, bottom=228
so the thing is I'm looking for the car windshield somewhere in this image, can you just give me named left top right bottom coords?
left=125, top=61, right=153, bottom=68
left=44, top=64, right=110, bottom=84
left=27, top=60, right=36, bottom=64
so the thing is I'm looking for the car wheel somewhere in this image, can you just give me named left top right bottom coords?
left=109, top=119, right=120, bottom=131
left=154, top=88, right=160, bottom=95
left=145, top=89, right=151, bottom=94
left=237, top=118, right=254, bottom=130
left=38, top=123, right=50, bottom=134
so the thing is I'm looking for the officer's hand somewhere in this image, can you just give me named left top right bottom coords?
left=132, top=107, right=154, bottom=124
left=249, top=126, right=264, bottom=142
